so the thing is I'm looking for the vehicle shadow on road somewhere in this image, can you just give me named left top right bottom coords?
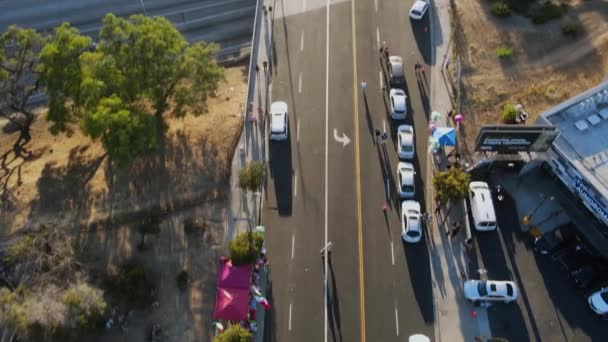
left=327, top=258, right=343, bottom=342
left=263, top=279, right=278, bottom=342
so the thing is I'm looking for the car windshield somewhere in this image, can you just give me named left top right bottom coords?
left=412, top=10, right=421, bottom=15
left=402, top=185, right=414, bottom=193
left=402, top=145, right=413, bottom=152
left=601, top=291, right=608, bottom=303
left=406, top=230, right=420, bottom=237
left=477, top=282, right=488, bottom=296
left=506, top=284, right=514, bottom=296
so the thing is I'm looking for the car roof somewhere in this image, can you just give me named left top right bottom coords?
left=398, top=162, right=415, bottom=185
left=412, top=0, right=428, bottom=12
left=398, top=124, right=413, bottom=133
left=399, top=129, right=414, bottom=146
left=401, top=200, right=421, bottom=212
left=271, top=110, right=286, bottom=132
left=270, top=101, right=288, bottom=114
left=482, top=280, right=514, bottom=296
left=469, top=181, right=496, bottom=222
left=390, top=88, right=406, bottom=97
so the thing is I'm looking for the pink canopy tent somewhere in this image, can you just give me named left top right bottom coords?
left=213, top=287, right=250, bottom=321
left=217, top=258, right=252, bottom=289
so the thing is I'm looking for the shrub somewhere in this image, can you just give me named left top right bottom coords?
left=228, top=231, right=264, bottom=265
left=531, top=1, right=567, bottom=24
left=561, top=17, right=578, bottom=36
left=238, top=161, right=265, bottom=192
left=502, top=103, right=519, bottom=123
left=496, top=46, right=513, bottom=58
left=114, top=264, right=154, bottom=306
left=491, top=2, right=511, bottom=17
left=62, top=283, right=106, bottom=329
left=214, top=324, right=251, bottom=342
left=176, top=270, right=189, bottom=291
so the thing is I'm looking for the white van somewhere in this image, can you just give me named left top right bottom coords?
left=270, top=101, right=288, bottom=141
left=468, top=181, right=497, bottom=231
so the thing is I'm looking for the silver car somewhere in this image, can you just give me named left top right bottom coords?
left=388, top=56, right=404, bottom=86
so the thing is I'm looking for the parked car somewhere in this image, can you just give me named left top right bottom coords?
left=534, top=229, right=566, bottom=255
left=397, top=125, right=415, bottom=159
left=397, top=162, right=416, bottom=198
left=552, top=241, right=595, bottom=273
left=389, top=88, right=407, bottom=119
left=409, top=0, right=429, bottom=20
left=388, top=56, right=404, bottom=86
left=464, top=280, right=518, bottom=303
left=588, top=287, right=608, bottom=318
left=570, top=262, right=608, bottom=290
left=270, top=101, right=289, bottom=141
left=401, top=200, right=422, bottom=243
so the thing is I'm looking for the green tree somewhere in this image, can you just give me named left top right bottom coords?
left=214, top=323, right=252, bottom=342
left=81, top=95, right=156, bottom=166
left=238, top=160, right=265, bottom=193
left=433, top=166, right=470, bottom=212
left=61, top=283, right=106, bottom=329
left=39, top=15, right=223, bottom=165
left=228, top=231, right=264, bottom=265
left=0, top=26, right=46, bottom=151
left=37, top=23, right=92, bottom=135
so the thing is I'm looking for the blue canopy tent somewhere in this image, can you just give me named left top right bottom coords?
left=431, top=126, right=456, bottom=146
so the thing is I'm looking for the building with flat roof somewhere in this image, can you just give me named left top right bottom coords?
left=537, top=80, right=608, bottom=256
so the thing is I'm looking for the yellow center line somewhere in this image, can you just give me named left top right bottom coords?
left=350, top=0, right=366, bottom=341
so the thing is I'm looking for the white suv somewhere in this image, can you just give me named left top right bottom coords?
left=270, top=101, right=288, bottom=141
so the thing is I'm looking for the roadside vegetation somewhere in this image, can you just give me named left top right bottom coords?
left=0, top=12, right=231, bottom=342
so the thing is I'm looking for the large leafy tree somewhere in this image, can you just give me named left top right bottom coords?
left=39, top=14, right=223, bottom=165
left=37, top=23, right=92, bottom=135
left=0, top=26, right=46, bottom=152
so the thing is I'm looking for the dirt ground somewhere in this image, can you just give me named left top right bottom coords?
left=451, top=0, right=608, bottom=161
left=0, top=65, right=248, bottom=341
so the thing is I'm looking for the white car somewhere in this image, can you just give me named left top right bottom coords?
left=388, top=56, right=404, bottom=86
left=397, top=162, right=415, bottom=198
left=588, top=288, right=608, bottom=316
left=401, top=200, right=422, bottom=243
left=464, top=280, right=518, bottom=303
left=409, top=0, right=429, bottom=20
left=389, top=88, right=407, bottom=120
left=270, top=101, right=288, bottom=141
left=397, top=125, right=415, bottom=159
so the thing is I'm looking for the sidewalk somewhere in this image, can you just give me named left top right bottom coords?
left=428, top=0, right=492, bottom=340
left=222, top=0, right=274, bottom=340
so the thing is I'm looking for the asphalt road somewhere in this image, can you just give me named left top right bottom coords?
left=469, top=168, right=608, bottom=342
left=263, top=0, right=434, bottom=341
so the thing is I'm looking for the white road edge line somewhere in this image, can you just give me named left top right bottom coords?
left=391, top=241, right=395, bottom=265
left=379, top=71, right=382, bottom=90
left=289, top=303, right=293, bottom=331
left=297, top=120, right=301, bottom=142
left=376, top=27, right=380, bottom=50
left=291, top=234, right=295, bottom=260
left=383, top=119, right=386, bottom=133
left=294, top=170, right=298, bottom=198
left=324, top=0, right=330, bottom=340
left=300, top=32, right=304, bottom=52
left=299, top=72, right=302, bottom=94
left=395, top=306, right=399, bottom=336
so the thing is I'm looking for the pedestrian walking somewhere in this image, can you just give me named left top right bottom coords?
left=384, top=48, right=389, bottom=62
left=263, top=60, right=268, bottom=72
left=452, top=222, right=461, bottom=236
left=320, top=241, right=333, bottom=259
left=382, top=203, right=388, bottom=214
left=361, top=81, right=367, bottom=93
left=381, top=131, right=388, bottom=143
left=255, top=64, right=259, bottom=73
left=375, top=128, right=382, bottom=143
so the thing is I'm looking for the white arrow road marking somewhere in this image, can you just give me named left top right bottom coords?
left=333, top=129, right=351, bottom=147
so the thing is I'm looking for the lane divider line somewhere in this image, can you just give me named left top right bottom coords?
left=379, top=71, right=382, bottom=90
left=376, top=27, right=380, bottom=50
left=297, top=120, right=301, bottom=142
left=289, top=303, right=293, bottom=331
left=391, top=241, right=395, bottom=265
left=294, top=169, right=298, bottom=198
left=300, top=31, right=304, bottom=52
left=395, top=306, right=399, bottom=336
left=375, top=0, right=378, bottom=12
left=299, top=72, right=303, bottom=94
left=324, top=0, right=330, bottom=340
left=351, top=0, right=366, bottom=340
left=291, top=234, right=295, bottom=260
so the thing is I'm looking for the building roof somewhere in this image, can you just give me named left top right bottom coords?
left=538, top=80, right=608, bottom=200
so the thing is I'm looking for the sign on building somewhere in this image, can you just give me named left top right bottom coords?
left=474, top=125, right=559, bottom=153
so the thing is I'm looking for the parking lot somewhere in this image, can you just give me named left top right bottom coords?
left=466, top=164, right=608, bottom=341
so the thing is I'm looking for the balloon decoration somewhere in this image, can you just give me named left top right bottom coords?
left=428, top=122, right=437, bottom=135
left=454, top=114, right=464, bottom=129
